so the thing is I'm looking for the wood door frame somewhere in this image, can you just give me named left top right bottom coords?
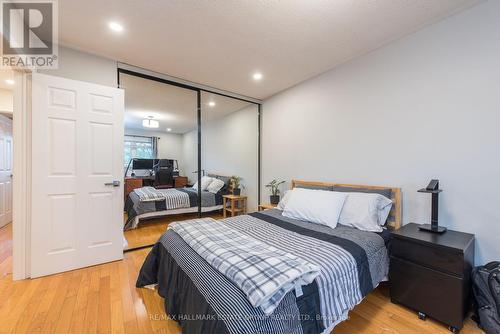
left=12, top=71, right=31, bottom=280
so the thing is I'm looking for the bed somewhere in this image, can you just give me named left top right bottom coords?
left=136, top=180, right=402, bottom=334
left=124, top=174, right=231, bottom=230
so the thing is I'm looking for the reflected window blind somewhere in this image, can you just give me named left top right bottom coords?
left=124, top=135, right=158, bottom=166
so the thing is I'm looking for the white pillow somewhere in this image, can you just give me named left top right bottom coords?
left=337, top=192, right=393, bottom=232
left=277, top=190, right=292, bottom=210
left=206, top=178, right=225, bottom=194
left=193, top=176, right=214, bottom=191
left=378, top=202, right=393, bottom=226
left=282, top=188, right=347, bottom=229
left=276, top=190, right=292, bottom=210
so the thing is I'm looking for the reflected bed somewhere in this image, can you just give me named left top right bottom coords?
left=124, top=187, right=223, bottom=230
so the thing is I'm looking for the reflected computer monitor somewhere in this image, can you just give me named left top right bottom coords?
left=132, top=158, right=154, bottom=170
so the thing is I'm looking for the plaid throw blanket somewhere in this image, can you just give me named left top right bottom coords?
left=169, top=218, right=321, bottom=315
left=133, top=187, right=166, bottom=202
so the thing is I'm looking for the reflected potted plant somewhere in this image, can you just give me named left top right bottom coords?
left=266, top=179, right=285, bottom=204
left=230, top=175, right=243, bottom=195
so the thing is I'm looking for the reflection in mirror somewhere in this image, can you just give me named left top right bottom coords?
left=200, top=92, right=259, bottom=217
left=120, top=72, right=259, bottom=250
left=120, top=72, right=200, bottom=250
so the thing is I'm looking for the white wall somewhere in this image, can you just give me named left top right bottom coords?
left=0, top=89, right=13, bottom=114
left=262, top=0, right=500, bottom=265
left=202, top=105, right=259, bottom=212
left=181, top=130, right=197, bottom=184
left=182, top=105, right=259, bottom=211
left=38, top=46, right=117, bottom=87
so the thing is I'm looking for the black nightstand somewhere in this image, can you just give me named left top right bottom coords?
left=389, top=223, right=475, bottom=333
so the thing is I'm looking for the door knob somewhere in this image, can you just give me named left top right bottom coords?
left=104, top=180, right=120, bottom=187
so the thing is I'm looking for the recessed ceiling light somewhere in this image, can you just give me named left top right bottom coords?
left=166, top=128, right=172, bottom=132
left=108, top=21, right=124, bottom=33
left=142, top=116, right=159, bottom=128
left=252, top=72, right=263, bottom=81
left=5, top=79, right=14, bottom=85
left=208, top=101, right=216, bottom=107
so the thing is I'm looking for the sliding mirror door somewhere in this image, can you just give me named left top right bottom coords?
left=119, top=70, right=260, bottom=249
left=120, top=72, right=199, bottom=250
left=201, top=92, right=259, bottom=218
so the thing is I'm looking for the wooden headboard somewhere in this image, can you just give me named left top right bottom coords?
left=291, top=179, right=402, bottom=230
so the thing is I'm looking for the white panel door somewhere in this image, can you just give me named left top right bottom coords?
left=31, top=73, right=124, bottom=278
left=0, top=115, right=13, bottom=228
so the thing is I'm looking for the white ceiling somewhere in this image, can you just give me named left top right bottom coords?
left=121, top=73, right=253, bottom=134
left=59, top=1, right=480, bottom=99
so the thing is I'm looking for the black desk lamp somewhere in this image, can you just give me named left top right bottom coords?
left=418, top=179, right=446, bottom=233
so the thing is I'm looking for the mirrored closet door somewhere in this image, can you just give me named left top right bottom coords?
left=120, top=71, right=200, bottom=250
left=200, top=92, right=259, bottom=218
left=119, top=69, right=261, bottom=251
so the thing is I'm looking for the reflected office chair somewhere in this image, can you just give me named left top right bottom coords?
left=154, top=167, right=174, bottom=189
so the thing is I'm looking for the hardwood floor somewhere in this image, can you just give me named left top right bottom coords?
left=123, top=212, right=224, bottom=250
left=0, top=222, right=13, bottom=278
left=0, top=223, right=484, bottom=334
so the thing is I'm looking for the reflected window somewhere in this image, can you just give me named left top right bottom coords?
left=124, top=135, right=157, bottom=166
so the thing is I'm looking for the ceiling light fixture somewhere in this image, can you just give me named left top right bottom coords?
left=5, top=79, right=15, bottom=85
left=142, top=116, right=159, bottom=128
left=108, top=21, right=124, bottom=33
left=208, top=101, right=216, bottom=107
left=252, top=72, right=263, bottom=81
left=166, top=128, right=172, bottom=132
